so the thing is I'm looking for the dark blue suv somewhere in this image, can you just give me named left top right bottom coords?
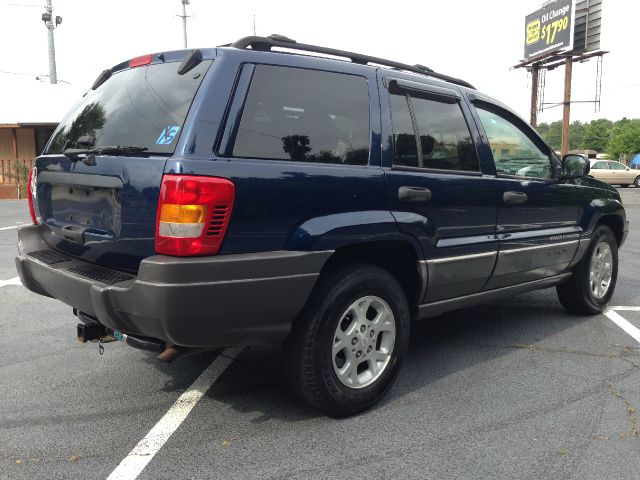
left=16, top=35, right=628, bottom=416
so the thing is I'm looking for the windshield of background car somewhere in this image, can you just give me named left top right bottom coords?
left=46, top=60, right=213, bottom=155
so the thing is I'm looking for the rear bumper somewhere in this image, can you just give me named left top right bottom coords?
left=16, top=225, right=331, bottom=347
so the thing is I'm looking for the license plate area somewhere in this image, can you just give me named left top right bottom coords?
left=50, top=184, right=119, bottom=234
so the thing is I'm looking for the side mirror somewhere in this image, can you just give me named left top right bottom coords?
left=561, top=154, right=590, bottom=178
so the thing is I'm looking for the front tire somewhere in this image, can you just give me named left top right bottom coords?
left=634, top=176, right=640, bottom=187
left=285, top=264, right=410, bottom=417
left=557, top=226, right=618, bottom=314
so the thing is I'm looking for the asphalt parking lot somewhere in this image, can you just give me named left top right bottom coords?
left=2, top=190, right=640, bottom=480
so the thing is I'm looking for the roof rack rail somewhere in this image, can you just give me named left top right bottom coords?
left=228, top=34, right=476, bottom=90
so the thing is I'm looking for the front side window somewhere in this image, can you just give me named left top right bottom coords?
left=390, top=92, right=479, bottom=172
left=476, top=106, right=551, bottom=179
left=231, top=65, right=370, bottom=165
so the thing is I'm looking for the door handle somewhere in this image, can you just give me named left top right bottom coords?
left=398, top=186, right=432, bottom=202
left=503, top=191, right=528, bottom=205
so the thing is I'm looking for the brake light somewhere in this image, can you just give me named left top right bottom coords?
left=129, top=54, right=152, bottom=68
left=155, top=175, right=235, bottom=256
left=27, top=167, right=37, bottom=225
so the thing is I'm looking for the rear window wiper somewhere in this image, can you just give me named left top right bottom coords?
left=63, top=145, right=149, bottom=157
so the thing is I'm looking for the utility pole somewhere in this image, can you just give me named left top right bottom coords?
left=42, top=0, right=62, bottom=84
left=179, top=0, right=190, bottom=48
left=560, top=57, right=573, bottom=157
left=529, top=63, right=539, bottom=128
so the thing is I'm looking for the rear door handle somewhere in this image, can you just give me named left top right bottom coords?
left=398, top=186, right=432, bottom=202
left=503, top=191, right=528, bottom=205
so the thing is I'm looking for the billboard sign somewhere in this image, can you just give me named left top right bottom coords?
left=524, top=0, right=575, bottom=59
left=574, top=0, right=602, bottom=53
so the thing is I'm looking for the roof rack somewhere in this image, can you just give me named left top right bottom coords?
left=228, top=34, right=476, bottom=90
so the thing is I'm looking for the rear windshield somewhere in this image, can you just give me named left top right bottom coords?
left=46, top=60, right=212, bottom=155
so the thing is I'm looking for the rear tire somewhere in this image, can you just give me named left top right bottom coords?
left=285, top=264, right=410, bottom=417
left=557, top=226, right=618, bottom=314
left=635, top=176, right=640, bottom=187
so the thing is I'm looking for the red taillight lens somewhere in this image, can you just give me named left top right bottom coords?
left=155, top=175, right=235, bottom=256
left=27, top=167, right=37, bottom=225
left=129, top=54, right=152, bottom=68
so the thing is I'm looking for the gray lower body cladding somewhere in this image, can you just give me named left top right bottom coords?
left=16, top=225, right=332, bottom=347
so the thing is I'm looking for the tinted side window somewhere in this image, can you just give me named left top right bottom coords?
left=476, top=107, right=551, bottom=179
left=232, top=65, right=370, bottom=165
left=390, top=92, right=479, bottom=171
left=389, top=94, right=418, bottom=167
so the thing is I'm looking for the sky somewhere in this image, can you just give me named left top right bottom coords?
left=0, top=0, right=639, bottom=124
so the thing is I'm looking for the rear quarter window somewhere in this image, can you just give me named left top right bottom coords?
left=230, top=65, right=370, bottom=165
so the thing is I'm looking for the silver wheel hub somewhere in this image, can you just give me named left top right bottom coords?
left=589, top=241, right=613, bottom=300
left=332, top=295, right=396, bottom=389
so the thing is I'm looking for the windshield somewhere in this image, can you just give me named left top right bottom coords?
left=46, top=59, right=212, bottom=155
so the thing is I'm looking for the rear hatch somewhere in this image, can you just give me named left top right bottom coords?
left=33, top=53, right=213, bottom=272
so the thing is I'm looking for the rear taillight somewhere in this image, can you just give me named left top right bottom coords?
left=155, top=175, right=235, bottom=256
left=27, top=167, right=37, bottom=225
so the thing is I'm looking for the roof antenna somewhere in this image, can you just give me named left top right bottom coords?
left=252, top=14, right=256, bottom=36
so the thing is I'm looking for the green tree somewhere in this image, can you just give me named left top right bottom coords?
left=583, top=118, right=613, bottom=152
left=606, top=119, right=640, bottom=161
left=536, top=120, right=562, bottom=151
left=569, top=121, right=585, bottom=150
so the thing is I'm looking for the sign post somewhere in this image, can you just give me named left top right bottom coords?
left=561, top=58, right=573, bottom=157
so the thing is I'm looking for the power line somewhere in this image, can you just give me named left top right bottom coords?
left=0, top=2, right=43, bottom=6
left=0, top=70, right=70, bottom=84
left=0, top=70, right=44, bottom=76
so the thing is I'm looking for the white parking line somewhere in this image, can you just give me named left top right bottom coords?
left=0, top=277, right=21, bottom=288
left=605, top=308, right=640, bottom=344
left=610, top=306, right=640, bottom=312
left=0, top=225, right=20, bottom=231
left=106, top=347, right=242, bottom=480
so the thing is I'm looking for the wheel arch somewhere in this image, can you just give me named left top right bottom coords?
left=595, top=214, right=625, bottom=246
left=319, top=240, right=425, bottom=308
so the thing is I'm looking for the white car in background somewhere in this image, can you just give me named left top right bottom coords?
left=589, top=159, right=640, bottom=187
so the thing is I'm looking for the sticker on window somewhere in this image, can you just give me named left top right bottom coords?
left=156, top=126, right=181, bottom=145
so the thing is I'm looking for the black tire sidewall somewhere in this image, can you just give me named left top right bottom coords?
left=579, top=226, right=619, bottom=310
left=306, top=267, right=410, bottom=414
left=635, top=176, right=640, bottom=187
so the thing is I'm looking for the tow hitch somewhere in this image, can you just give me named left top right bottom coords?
left=77, top=321, right=107, bottom=343
left=75, top=310, right=165, bottom=355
